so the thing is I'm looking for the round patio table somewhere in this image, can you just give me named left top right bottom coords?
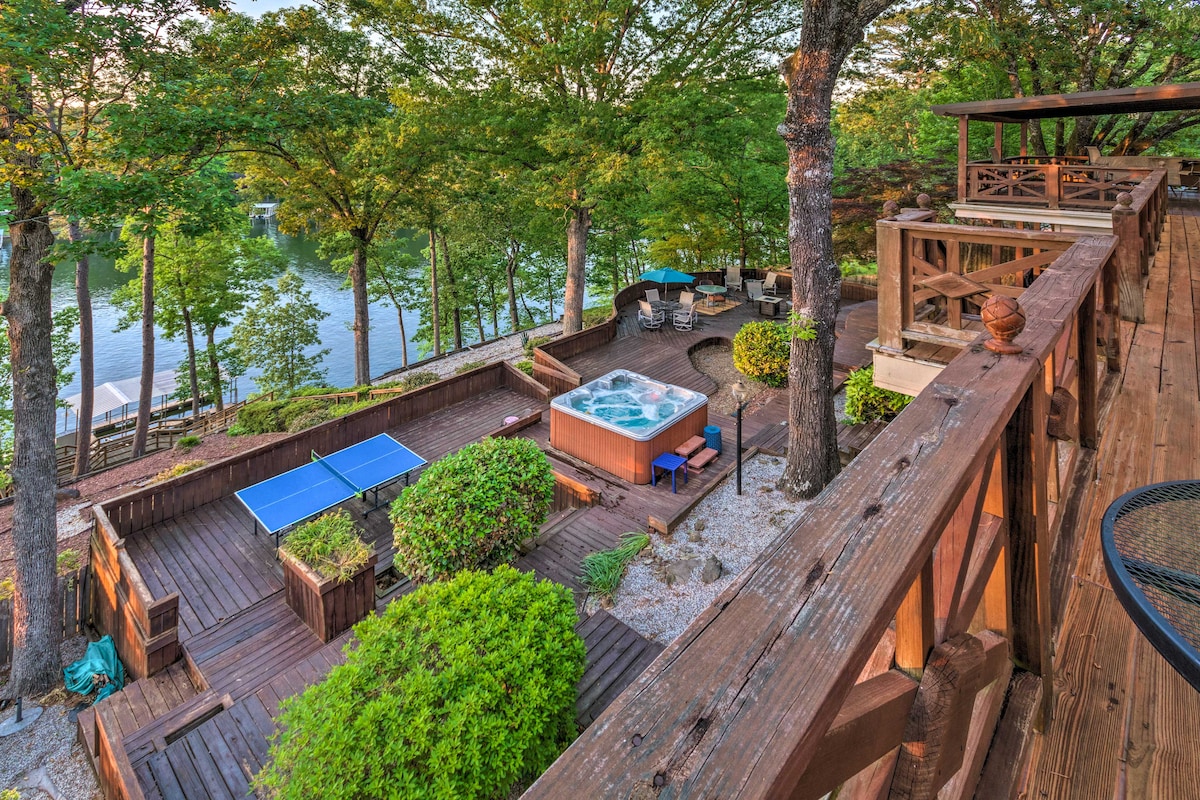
left=695, top=285, right=727, bottom=306
left=1102, top=480, right=1200, bottom=691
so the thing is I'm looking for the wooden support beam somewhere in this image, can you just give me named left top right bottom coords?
left=1004, top=376, right=1054, bottom=727
left=888, top=631, right=1011, bottom=799
left=896, top=556, right=936, bottom=678
left=789, top=671, right=919, bottom=800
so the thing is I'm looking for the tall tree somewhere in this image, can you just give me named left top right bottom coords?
left=341, top=0, right=801, bottom=335
left=776, top=0, right=895, bottom=500
left=0, top=0, right=214, bottom=697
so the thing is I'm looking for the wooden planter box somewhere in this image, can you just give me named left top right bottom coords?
left=281, top=551, right=377, bottom=642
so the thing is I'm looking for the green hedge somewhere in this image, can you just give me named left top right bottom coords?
left=390, top=437, right=554, bottom=582
left=732, top=321, right=790, bottom=388
left=254, top=566, right=585, bottom=800
left=844, top=366, right=913, bottom=423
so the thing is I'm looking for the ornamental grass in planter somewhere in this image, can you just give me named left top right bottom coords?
left=279, top=511, right=376, bottom=641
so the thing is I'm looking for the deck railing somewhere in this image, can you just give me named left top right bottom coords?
left=522, top=234, right=1119, bottom=799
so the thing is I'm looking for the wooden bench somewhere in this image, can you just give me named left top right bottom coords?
left=674, top=436, right=706, bottom=459
left=687, top=447, right=719, bottom=472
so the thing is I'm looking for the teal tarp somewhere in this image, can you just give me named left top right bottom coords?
left=64, top=634, right=126, bottom=702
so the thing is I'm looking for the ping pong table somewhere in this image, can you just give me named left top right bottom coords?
left=235, top=433, right=426, bottom=545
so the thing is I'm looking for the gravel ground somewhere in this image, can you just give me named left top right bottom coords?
left=592, top=454, right=813, bottom=644
left=0, top=636, right=102, bottom=800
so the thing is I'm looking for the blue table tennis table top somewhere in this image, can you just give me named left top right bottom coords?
left=235, top=433, right=425, bottom=538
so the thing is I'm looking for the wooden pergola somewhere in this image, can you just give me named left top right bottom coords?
left=931, top=82, right=1200, bottom=200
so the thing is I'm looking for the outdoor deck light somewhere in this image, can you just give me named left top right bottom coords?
left=731, top=381, right=749, bottom=496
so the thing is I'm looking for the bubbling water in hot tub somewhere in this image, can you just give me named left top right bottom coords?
left=567, top=377, right=691, bottom=432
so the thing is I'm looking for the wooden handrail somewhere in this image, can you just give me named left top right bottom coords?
left=522, top=236, right=1117, bottom=798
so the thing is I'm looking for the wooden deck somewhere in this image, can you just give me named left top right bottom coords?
left=1022, top=209, right=1200, bottom=797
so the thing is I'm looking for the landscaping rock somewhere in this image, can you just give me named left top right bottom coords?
left=701, top=555, right=723, bottom=584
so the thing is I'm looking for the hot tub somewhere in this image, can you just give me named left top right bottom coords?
left=550, top=369, right=708, bottom=484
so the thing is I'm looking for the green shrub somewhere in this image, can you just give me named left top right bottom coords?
left=235, top=399, right=290, bottom=435
left=514, top=359, right=534, bottom=376
left=254, top=566, right=585, bottom=800
left=732, top=321, right=791, bottom=388
left=580, top=532, right=649, bottom=601
left=175, top=434, right=201, bottom=452
left=454, top=360, right=487, bottom=374
left=524, top=335, right=554, bottom=357
left=278, top=398, right=329, bottom=429
left=280, top=511, right=372, bottom=583
left=844, top=366, right=913, bottom=423
left=285, top=408, right=331, bottom=433
left=391, top=437, right=554, bottom=582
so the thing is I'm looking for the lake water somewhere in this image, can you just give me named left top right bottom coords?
left=0, top=223, right=561, bottom=432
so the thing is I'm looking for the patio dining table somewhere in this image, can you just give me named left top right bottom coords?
left=1102, top=480, right=1200, bottom=691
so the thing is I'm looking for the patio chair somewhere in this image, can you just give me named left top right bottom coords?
left=725, top=267, right=743, bottom=292
left=672, top=305, right=696, bottom=331
left=638, top=300, right=665, bottom=330
left=645, top=288, right=662, bottom=305
left=746, top=279, right=765, bottom=303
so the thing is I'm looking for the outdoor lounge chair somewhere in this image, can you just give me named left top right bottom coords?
left=725, top=267, right=743, bottom=292
left=672, top=305, right=696, bottom=331
left=638, top=300, right=665, bottom=330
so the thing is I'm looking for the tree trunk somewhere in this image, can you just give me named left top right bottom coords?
left=68, top=220, right=93, bottom=477
left=182, top=304, right=200, bottom=416
left=4, top=179, right=63, bottom=698
left=205, top=328, right=223, bottom=413
left=562, top=198, right=591, bottom=334
left=350, top=236, right=371, bottom=386
left=777, top=0, right=887, bottom=500
left=506, top=241, right=520, bottom=332
left=439, top=233, right=462, bottom=350
left=132, top=234, right=155, bottom=459
left=429, top=228, right=441, bottom=357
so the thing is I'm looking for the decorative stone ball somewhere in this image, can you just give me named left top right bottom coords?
left=981, top=295, right=1026, bottom=354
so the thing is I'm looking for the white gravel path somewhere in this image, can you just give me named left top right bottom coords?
left=593, top=454, right=814, bottom=645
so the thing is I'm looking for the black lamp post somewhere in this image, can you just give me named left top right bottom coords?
left=732, top=381, right=748, bottom=496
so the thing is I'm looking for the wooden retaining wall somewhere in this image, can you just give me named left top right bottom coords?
left=0, top=565, right=90, bottom=669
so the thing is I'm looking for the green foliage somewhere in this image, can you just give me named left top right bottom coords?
left=151, top=460, right=207, bottom=484
left=234, top=400, right=290, bottom=436
left=524, top=335, right=554, bottom=357
left=514, top=359, right=534, bottom=377
left=391, top=438, right=554, bottom=582
left=579, top=532, right=650, bottom=601
left=280, top=511, right=371, bottom=583
left=254, top=565, right=584, bottom=800
left=844, top=366, right=913, bottom=424
left=57, top=549, right=83, bottom=575
left=175, top=435, right=201, bottom=452
left=454, top=360, right=487, bottom=374
left=732, top=321, right=791, bottom=388
left=232, top=270, right=329, bottom=395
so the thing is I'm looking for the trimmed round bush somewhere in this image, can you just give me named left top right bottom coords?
left=254, top=566, right=585, bottom=800
left=391, top=437, right=554, bottom=582
left=844, top=365, right=913, bottom=423
left=732, top=320, right=790, bottom=387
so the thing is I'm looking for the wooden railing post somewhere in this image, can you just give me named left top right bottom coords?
left=1112, top=193, right=1145, bottom=322
left=1003, top=372, right=1054, bottom=727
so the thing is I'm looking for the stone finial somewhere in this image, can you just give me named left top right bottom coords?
left=881, top=200, right=901, bottom=218
left=981, top=295, right=1026, bottom=355
left=917, top=193, right=932, bottom=209
left=1116, top=192, right=1133, bottom=208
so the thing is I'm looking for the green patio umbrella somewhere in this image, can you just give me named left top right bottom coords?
left=638, top=268, right=696, bottom=285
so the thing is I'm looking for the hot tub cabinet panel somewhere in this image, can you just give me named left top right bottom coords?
left=550, top=404, right=708, bottom=484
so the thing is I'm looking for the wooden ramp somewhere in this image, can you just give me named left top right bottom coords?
left=1021, top=211, right=1200, bottom=798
